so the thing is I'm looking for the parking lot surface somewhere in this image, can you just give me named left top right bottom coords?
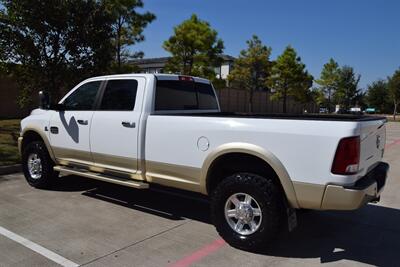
left=0, top=122, right=399, bottom=267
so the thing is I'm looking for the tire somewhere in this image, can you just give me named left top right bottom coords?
left=22, top=141, right=58, bottom=188
left=210, top=172, right=284, bottom=251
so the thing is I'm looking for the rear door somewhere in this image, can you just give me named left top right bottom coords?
left=90, top=77, right=145, bottom=174
left=144, top=77, right=219, bottom=188
left=49, top=80, right=102, bottom=165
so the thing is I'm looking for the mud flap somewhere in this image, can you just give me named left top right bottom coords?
left=287, top=207, right=297, bottom=232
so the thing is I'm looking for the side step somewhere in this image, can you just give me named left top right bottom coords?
left=53, top=166, right=149, bottom=189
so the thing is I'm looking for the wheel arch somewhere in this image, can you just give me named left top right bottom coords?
left=20, top=128, right=56, bottom=162
left=200, top=142, right=299, bottom=208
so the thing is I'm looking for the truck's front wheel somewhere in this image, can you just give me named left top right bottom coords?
left=22, top=141, right=58, bottom=188
left=210, top=173, right=284, bottom=251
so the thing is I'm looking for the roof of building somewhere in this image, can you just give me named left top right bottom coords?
left=132, top=57, right=170, bottom=65
left=220, top=54, right=236, bottom=61
left=130, top=54, right=235, bottom=68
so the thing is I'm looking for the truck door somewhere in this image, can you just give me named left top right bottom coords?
left=49, top=80, right=102, bottom=165
left=90, top=78, right=145, bottom=174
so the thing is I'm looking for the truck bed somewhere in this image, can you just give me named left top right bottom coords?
left=155, top=112, right=387, bottom=122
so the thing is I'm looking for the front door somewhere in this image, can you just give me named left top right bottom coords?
left=49, top=80, right=102, bottom=166
left=90, top=78, right=145, bottom=174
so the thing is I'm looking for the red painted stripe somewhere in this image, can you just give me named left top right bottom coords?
left=385, top=138, right=400, bottom=150
left=170, top=238, right=226, bottom=267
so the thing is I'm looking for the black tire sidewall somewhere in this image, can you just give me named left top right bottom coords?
left=22, top=141, right=55, bottom=188
left=211, top=173, right=283, bottom=251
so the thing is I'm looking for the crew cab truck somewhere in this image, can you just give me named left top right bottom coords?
left=19, top=74, right=389, bottom=250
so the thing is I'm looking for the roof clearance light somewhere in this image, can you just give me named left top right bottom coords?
left=179, top=76, right=194, bottom=82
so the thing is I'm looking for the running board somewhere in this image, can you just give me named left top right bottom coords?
left=53, top=166, right=149, bottom=189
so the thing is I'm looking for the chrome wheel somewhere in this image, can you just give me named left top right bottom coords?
left=27, top=153, right=42, bottom=179
left=224, top=193, right=262, bottom=235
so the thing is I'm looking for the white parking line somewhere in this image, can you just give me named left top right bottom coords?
left=0, top=226, right=79, bottom=267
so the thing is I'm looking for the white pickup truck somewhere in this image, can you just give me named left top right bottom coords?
left=19, top=74, right=389, bottom=250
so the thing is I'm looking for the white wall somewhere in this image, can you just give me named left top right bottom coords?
left=220, top=64, right=231, bottom=79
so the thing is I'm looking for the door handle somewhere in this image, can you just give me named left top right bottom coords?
left=122, top=121, right=136, bottom=128
left=77, top=119, right=88, bottom=125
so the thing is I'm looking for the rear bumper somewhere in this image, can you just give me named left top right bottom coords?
left=321, top=162, right=389, bottom=210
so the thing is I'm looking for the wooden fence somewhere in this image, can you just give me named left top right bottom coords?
left=216, top=88, right=318, bottom=114
left=0, top=76, right=30, bottom=119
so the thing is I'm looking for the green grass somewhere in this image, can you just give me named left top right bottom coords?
left=0, top=119, right=21, bottom=166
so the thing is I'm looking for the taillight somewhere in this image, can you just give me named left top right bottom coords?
left=331, top=136, right=360, bottom=175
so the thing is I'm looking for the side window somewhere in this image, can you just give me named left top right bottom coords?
left=63, top=81, right=101, bottom=110
left=196, top=82, right=218, bottom=110
left=100, top=80, right=138, bottom=111
left=155, top=80, right=218, bottom=111
left=154, top=80, right=197, bottom=111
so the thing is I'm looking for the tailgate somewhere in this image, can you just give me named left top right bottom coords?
left=359, top=119, right=386, bottom=175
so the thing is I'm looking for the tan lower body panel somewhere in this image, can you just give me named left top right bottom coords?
left=53, top=147, right=144, bottom=180
left=53, top=146, right=93, bottom=165
left=293, top=180, right=381, bottom=210
left=18, top=137, right=23, bottom=155
left=321, top=182, right=378, bottom=210
left=91, top=152, right=138, bottom=174
left=292, top=182, right=326, bottom=209
left=145, top=161, right=202, bottom=192
left=54, top=148, right=202, bottom=191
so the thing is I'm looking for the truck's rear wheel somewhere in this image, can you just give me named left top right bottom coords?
left=211, top=173, right=284, bottom=251
left=22, top=141, right=58, bottom=188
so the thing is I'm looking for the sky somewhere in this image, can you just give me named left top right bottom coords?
left=134, top=0, right=400, bottom=89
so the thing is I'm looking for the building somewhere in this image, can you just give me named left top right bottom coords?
left=131, top=57, right=169, bottom=75
left=131, top=54, right=235, bottom=80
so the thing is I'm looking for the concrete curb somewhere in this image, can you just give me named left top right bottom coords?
left=0, top=164, right=21, bottom=175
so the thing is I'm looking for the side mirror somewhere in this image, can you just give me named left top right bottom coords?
left=38, top=91, right=50, bottom=109
left=38, top=91, right=65, bottom=111
left=52, top=103, right=65, bottom=111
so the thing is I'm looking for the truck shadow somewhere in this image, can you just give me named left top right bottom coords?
left=269, top=206, right=400, bottom=267
left=53, top=175, right=400, bottom=266
left=51, top=175, right=210, bottom=222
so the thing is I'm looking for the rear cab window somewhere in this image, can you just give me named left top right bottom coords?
left=154, top=77, right=219, bottom=112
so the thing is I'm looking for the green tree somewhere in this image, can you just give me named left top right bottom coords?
left=105, top=0, right=155, bottom=72
left=366, top=80, right=391, bottom=113
left=312, top=87, right=327, bottom=107
left=315, top=58, right=340, bottom=112
left=334, top=66, right=361, bottom=111
left=163, top=14, right=224, bottom=78
left=268, top=46, right=313, bottom=113
left=227, top=35, right=272, bottom=112
left=388, top=69, right=400, bottom=120
left=354, top=91, right=367, bottom=110
left=0, top=0, right=114, bottom=107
